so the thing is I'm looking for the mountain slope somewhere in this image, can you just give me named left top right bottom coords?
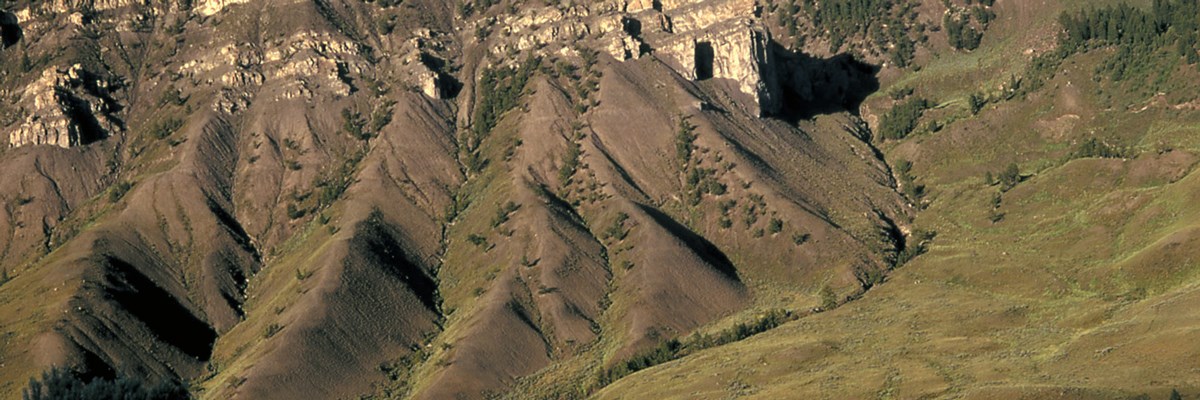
left=2, top=0, right=1198, bottom=399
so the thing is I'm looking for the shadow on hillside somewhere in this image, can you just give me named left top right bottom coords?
left=105, top=257, right=217, bottom=360
left=62, top=93, right=112, bottom=145
left=419, top=53, right=462, bottom=99
left=768, top=42, right=880, bottom=123
left=0, top=10, right=20, bottom=48
left=637, top=204, right=743, bottom=284
left=351, top=213, right=440, bottom=312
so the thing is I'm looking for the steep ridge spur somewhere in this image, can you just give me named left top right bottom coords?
left=406, top=0, right=912, bottom=397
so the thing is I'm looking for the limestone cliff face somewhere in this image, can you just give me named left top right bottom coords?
left=646, top=0, right=782, bottom=116
left=195, top=0, right=251, bottom=16
left=394, top=29, right=457, bottom=99
left=8, top=0, right=152, bottom=38
left=482, top=0, right=781, bottom=116
left=3, top=0, right=787, bottom=149
left=8, top=65, right=123, bottom=148
left=1, top=0, right=466, bottom=150
left=655, top=23, right=781, bottom=116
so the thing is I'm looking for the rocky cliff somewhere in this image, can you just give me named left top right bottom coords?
left=8, top=65, right=123, bottom=147
left=475, top=0, right=783, bottom=116
left=1, top=0, right=861, bottom=148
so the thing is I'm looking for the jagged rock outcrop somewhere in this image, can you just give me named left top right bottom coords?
left=395, top=29, right=459, bottom=99
left=479, top=0, right=781, bottom=115
left=5, top=0, right=151, bottom=38
left=196, top=0, right=251, bottom=16
left=655, top=22, right=781, bottom=116
left=7, top=65, right=123, bottom=148
left=173, top=30, right=360, bottom=109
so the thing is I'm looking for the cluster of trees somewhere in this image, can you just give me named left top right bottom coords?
left=967, top=92, right=987, bottom=115
left=341, top=100, right=398, bottom=142
left=886, top=27, right=919, bottom=68
left=341, top=108, right=369, bottom=140
left=149, top=117, right=184, bottom=140
left=810, top=0, right=895, bottom=47
left=1015, top=1, right=1194, bottom=98
left=894, top=159, right=926, bottom=204
left=490, top=201, right=520, bottom=228
left=22, top=368, right=188, bottom=400
left=894, top=229, right=936, bottom=267
left=361, top=0, right=402, bottom=7
left=943, top=1, right=995, bottom=51
left=819, top=285, right=839, bottom=309
left=673, top=118, right=697, bottom=165
left=156, top=87, right=187, bottom=108
left=570, top=48, right=603, bottom=114
left=944, top=14, right=983, bottom=50
left=465, top=56, right=540, bottom=172
left=879, top=97, right=932, bottom=140
left=684, top=167, right=726, bottom=206
left=998, top=163, right=1020, bottom=191
left=595, top=339, right=681, bottom=388
left=457, top=0, right=503, bottom=18
left=108, top=181, right=134, bottom=203
left=687, top=309, right=793, bottom=349
left=1069, top=138, right=1131, bottom=160
left=317, top=149, right=366, bottom=207
left=472, top=58, right=537, bottom=142
left=768, top=218, right=784, bottom=234
left=988, top=191, right=1004, bottom=222
left=981, top=163, right=1020, bottom=222
left=595, top=309, right=795, bottom=389
left=1053, top=0, right=1200, bottom=87
left=602, top=212, right=630, bottom=242
left=983, top=162, right=1021, bottom=192
left=1058, top=0, right=1199, bottom=56
left=557, top=129, right=583, bottom=186
left=286, top=148, right=367, bottom=220
left=671, top=117, right=728, bottom=206
left=772, top=0, right=923, bottom=67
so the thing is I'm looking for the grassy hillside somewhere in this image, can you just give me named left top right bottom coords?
left=596, top=0, right=1200, bottom=398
